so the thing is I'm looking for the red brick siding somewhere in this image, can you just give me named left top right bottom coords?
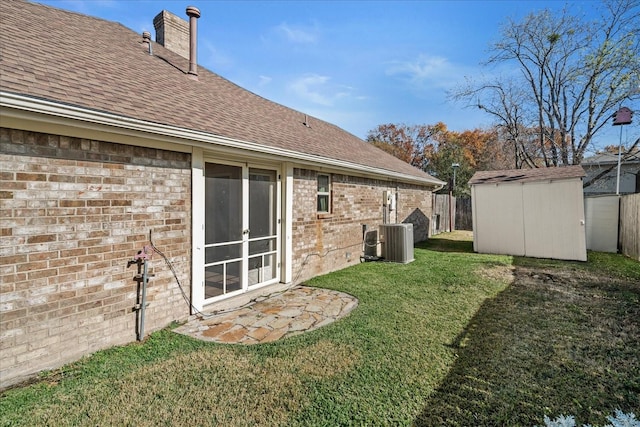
left=291, top=169, right=433, bottom=283
left=0, top=128, right=191, bottom=388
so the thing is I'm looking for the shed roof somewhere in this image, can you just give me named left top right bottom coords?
left=469, top=165, right=586, bottom=185
left=0, top=0, right=443, bottom=187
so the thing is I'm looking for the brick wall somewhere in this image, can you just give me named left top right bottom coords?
left=0, top=128, right=192, bottom=388
left=396, top=182, right=435, bottom=241
left=291, top=168, right=434, bottom=283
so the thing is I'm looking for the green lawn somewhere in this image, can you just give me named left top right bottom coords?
left=1, top=232, right=638, bottom=426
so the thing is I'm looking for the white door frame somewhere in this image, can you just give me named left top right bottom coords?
left=192, top=152, right=282, bottom=311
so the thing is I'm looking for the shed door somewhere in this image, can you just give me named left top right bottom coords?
left=523, top=180, right=587, bottom=261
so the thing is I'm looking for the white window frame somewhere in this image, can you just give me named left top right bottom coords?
left=317, top=173, right=331, bottom=213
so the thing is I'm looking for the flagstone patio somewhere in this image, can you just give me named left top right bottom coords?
left=174, top=286, right=358, bottom=344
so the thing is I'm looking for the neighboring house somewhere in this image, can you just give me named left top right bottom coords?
left=0, top=1, right=444, bottom=387
left=469, top=166, right=587, bottom=262
left=582, top=150, right=640, bottom=195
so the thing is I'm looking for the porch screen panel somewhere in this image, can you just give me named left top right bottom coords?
left=248, top=169, right=278, bottom=286
left=204, top=163, right=243, bottom=298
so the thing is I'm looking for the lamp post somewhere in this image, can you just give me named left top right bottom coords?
left=452, top=163, right=460, bottom=194
left=612, top=106, right=633, bottom=195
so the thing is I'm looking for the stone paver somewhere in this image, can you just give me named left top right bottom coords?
left=324, top=300, right=344, bottom=317
left=289, top=315, right=316, bottom=332
left=278, top=307, right=304, bottom=318
left=260, top=328, right=288, bottom=343
left=246, top=326, right=271, bottom=341
left=174, top=286, right=358, bottom=344
left=218, top=325, right=248, bottom=343
left=252, top=314, right=278, bottom=328
left=201, top=322, right=234, bottom=338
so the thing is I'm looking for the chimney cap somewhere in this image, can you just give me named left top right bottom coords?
left=186, top=6, right=201, bottom=18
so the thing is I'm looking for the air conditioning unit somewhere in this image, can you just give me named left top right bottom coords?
left=379, top=223, right=414, bottom=263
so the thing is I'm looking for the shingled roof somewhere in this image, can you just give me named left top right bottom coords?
left=0, top=0, right=443, bottom=187
left=582, top=151, right=640, bottom=165
left=469, top=165, right=586, bottom=185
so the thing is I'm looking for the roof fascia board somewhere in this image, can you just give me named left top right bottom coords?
left=470, top=176, right=584, bottom=186
left=1, top=111, right=192, bottom=154
left=1, top=92, right=444, bottom=189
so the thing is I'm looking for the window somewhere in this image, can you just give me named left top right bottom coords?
left=317, top=174, right=331, bottom=213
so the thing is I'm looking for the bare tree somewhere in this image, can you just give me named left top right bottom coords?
left=457, top=77, right=540, bottom=168
left=452, top=0, right=640, bottom=167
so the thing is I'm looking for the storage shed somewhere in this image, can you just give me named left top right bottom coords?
left=469, top=166, right=587, bottom=261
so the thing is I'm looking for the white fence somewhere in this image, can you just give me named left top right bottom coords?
left=585, top=193, right=640, bottom=261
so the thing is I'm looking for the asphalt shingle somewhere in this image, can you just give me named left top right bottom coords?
left=469, top=165, right=586, bottom=185
left=1, top=0, right=443, bottom=186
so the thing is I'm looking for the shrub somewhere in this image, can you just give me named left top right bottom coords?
left=538, top=411, right=639, bottom=427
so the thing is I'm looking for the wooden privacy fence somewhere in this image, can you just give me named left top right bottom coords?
left=455, top=196, right=472, bottom=231
left=432, top=194, right=454, bottom=235
left=619, top=193, right=640, bottom=261
left=431, top=195, right=473, bottom=234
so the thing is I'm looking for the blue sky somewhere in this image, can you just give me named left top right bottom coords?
left=33, top=1, right=631, bottom=150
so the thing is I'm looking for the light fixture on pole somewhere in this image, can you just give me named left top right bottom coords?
left=452, top=163, right=460, bottom=193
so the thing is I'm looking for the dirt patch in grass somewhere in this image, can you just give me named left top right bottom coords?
left=477, top=263, right=515, bottom=284
left=416, top=256, right=640, bottom=426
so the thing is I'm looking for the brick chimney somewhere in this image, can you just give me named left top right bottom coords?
left=153, top=10, right=189, bottom=59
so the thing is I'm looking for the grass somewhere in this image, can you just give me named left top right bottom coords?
left=1, top=231, right=638, bottom=426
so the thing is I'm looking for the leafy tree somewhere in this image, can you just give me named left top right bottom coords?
left=453, top=0, right=640, bottom=167
left=427, top=126, right=504, bottom=196
left=366, top=123, right=438, bottom=169
left=367, top=122, right=502, bottom=196
left=426, top=136, right=472, bottom=196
